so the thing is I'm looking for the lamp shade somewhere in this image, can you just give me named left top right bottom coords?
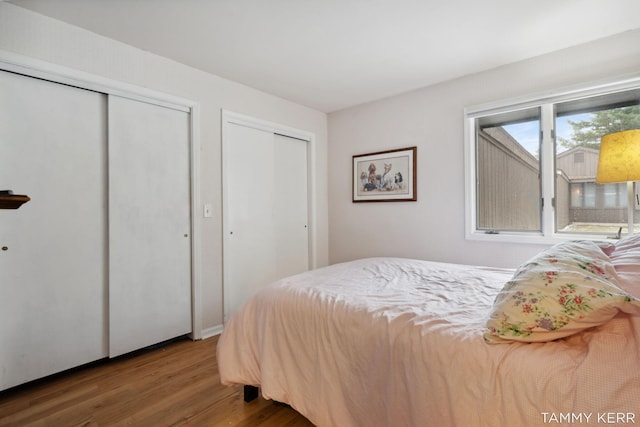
left=595, top=129, right=640, bottom=183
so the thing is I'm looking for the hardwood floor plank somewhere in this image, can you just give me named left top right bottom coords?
left=0, top=336, right=314, bottom=427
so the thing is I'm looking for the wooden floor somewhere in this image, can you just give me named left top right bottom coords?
left=0, top=335, right=314, bottom=426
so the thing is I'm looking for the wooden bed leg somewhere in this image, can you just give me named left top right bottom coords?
left=243, top=385, right=259, bottom=402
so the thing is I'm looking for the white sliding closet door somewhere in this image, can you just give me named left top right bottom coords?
left=224, top=123, right=309, bottom=321
left=108, top=96, right=192, bottom=357
left=273, top=133, right=309, bottom=273
left=0, top=70, right=108, bottom=390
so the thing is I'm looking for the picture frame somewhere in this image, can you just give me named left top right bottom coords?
left=352, top=146, right=417, bottom=202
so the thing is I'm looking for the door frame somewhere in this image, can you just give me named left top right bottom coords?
left=221, top=110, right=317, bottom=322
left=0, top=49, right=204, bottom=339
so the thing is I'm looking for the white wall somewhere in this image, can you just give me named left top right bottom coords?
left=328, top=29, right=640, bottom=269
left=0, top=2, right=329, bottom=336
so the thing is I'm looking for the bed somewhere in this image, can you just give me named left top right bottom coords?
left=217, top=235, right=640, bottom=426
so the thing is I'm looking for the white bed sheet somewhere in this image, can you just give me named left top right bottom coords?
left=217, top=257, right=640, bottom=427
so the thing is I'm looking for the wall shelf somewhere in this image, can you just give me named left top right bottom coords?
left=0, top=191, right=30, bottom=209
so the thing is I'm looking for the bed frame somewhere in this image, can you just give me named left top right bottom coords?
left=243, top=385, right=259, bottom=402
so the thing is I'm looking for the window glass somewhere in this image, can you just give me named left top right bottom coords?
left=555, top=98, right=640, bottom=235
left=603, top=183, right=627, bottom=208
left=584, top=183, right=596, bottom=208
left=475, top=108, right=541, bottom=232
left=468, top=83, right=640, bottom=241
left=604, top=184, right=617, bottom=208
left=570, top=183, right=596, bottom=208
left=570, top=183, right=582, bottom=207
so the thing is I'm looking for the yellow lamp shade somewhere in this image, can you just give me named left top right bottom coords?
left=596, top=129, right=640, bottom=184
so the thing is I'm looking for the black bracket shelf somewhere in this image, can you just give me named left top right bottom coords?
left=0, top=190, right=30, bottom=209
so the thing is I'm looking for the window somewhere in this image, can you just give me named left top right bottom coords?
left=570, top=183, right=596, bottom=208
left=475, top=108, right=541, bottom=232
left=603, top=183, right=627, bottom=208
left=573, top=152, right=585, bottom=163
left=466, top=78, right=640, bottom=242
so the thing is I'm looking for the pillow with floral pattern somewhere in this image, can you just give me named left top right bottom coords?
left=485, top=240, right=640, bottom=344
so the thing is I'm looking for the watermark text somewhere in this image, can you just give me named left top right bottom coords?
left=541, top=412, right=636, bottom=424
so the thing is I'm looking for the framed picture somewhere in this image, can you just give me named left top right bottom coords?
left=352, top=146, right=417, bottom=202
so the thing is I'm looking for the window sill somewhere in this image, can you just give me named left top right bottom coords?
left=466, top=231, right=618, bottom=246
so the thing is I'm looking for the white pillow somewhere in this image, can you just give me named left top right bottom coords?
left=609, top=234, right=640, bottom=297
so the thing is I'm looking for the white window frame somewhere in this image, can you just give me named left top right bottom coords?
left=464, top=73, right=640, bottom=244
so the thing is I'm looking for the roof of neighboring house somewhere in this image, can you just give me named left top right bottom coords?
left=556, top=146, right=600, bottom=181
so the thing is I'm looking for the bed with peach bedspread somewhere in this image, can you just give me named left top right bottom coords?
left=217, top=236, right=640, bottom=427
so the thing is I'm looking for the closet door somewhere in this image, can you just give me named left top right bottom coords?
left=0, top=70, right=108, bottom=390
left=108, top=96, right=192, bottom=357
left=223, top=123, right=309, bottom=321
left=273, top=134, right=309, bottom=274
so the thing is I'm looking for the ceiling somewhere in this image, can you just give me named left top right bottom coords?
left=8, top=0, right=640, bottom=113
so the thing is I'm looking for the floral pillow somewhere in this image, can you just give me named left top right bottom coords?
left=484, top=240, right=640, bottom=344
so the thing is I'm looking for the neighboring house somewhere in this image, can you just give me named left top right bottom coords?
left=557, top=146, right=632, bottom=229
left=478, top=129, right=634, bottom=232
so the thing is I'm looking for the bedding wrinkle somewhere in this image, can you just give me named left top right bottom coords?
left=218, top=257, right=640, bottom=427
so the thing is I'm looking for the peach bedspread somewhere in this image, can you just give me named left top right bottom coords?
left=217, top=257, right=640, bottom=427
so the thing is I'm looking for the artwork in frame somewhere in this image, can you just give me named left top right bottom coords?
left=352, top=146, right=417, bottom=202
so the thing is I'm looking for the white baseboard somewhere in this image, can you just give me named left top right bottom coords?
left=201, top=324, right=224, bottom=339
